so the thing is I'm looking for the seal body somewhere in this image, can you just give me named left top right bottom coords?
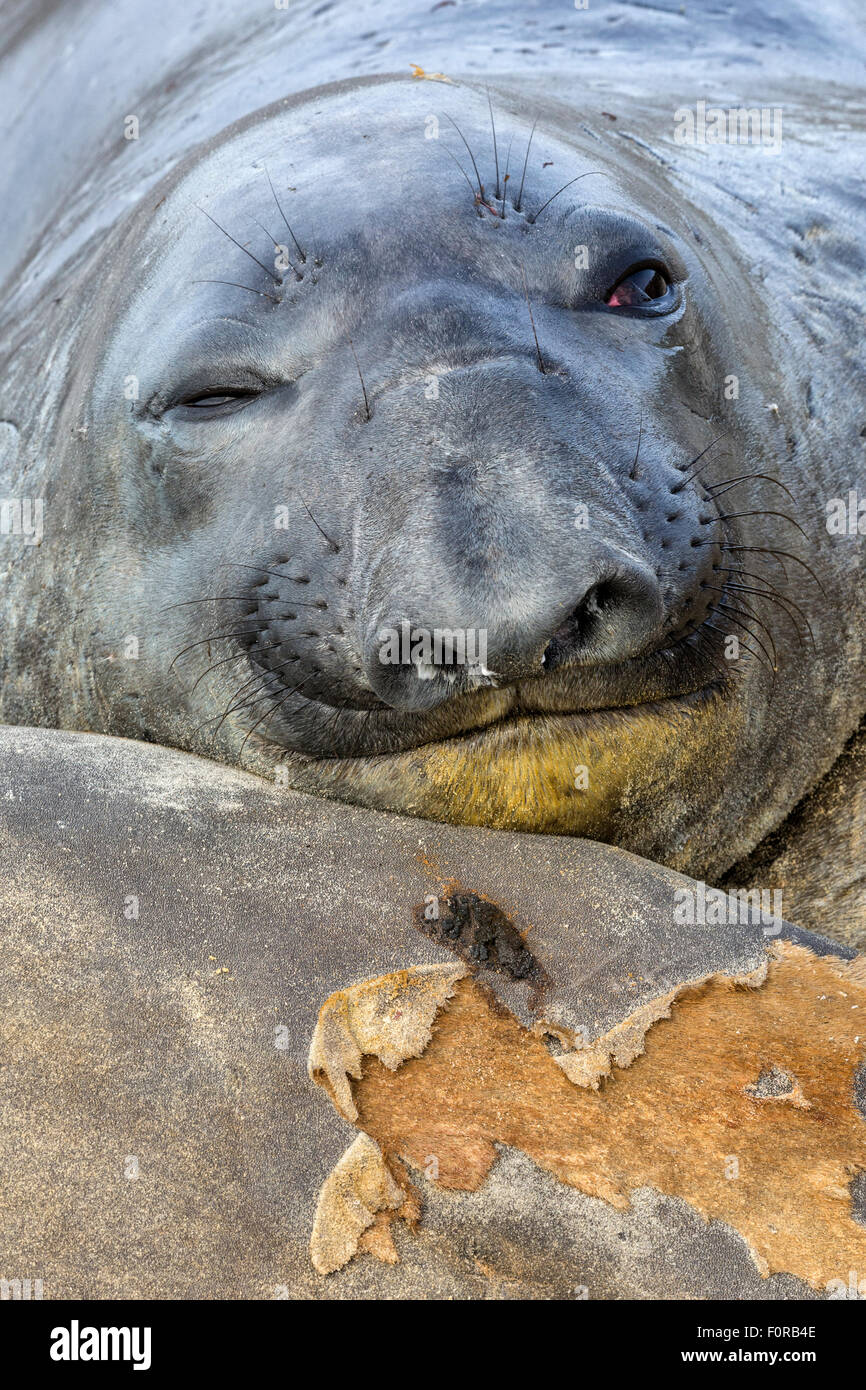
left=1, top=0, right=865, bottom=939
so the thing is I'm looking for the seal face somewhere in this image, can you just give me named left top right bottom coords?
left=4, top=77, right=858, bottom=881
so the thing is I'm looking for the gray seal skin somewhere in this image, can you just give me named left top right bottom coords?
left=0, top=0, right=865, bottom=946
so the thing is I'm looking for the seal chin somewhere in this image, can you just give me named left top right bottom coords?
left=285, top=675, right=741, bottom=847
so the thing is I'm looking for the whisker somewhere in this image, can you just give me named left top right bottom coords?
left=196, top=205, right=282, bottom=284
left=703, top=617, right=774, bottom=677
left=721, top=581, right=814, bottom=646
left=253, top=218, right=301, bottom=278
left=193, top=678, right=272, bottom=738
left=191, top=279, right=280, bottom=303
left=707, top=471, right=797, bottom=505
left=670, top=437, right=727, bottom=492
left=444, top=114, right=485, bottom=200
left=161, top=595, right=258, bottom=611
left=239, top=675, right=317, bottom=755
left=715, top=544, right=825, bottom=595
left=226, top=562, right=302, bottom=582
left=436, top=141, right=480, bottom=205
left=715, top=565, right=790, bottom=597
left=715, top=602, right=779, bottom=674
left=320, top=696, right=351, bottom=744
left=231, top=649, right=304, bottom=699
left=204, top=658, right=303, bottom=738
left=515, top=118, right=537, bottom=212
left=687, top=623, right=739, bottom=685
left=173, top=578, right=322, bottom=609
left=188, top=639, right=290, bottom=695
left=347, top=335, right=372, bottom=422
left=167, top=625, right=270, bottom=673
left=629, top=412, right=643, bottom=482
left=487, top=88, right=500, bottom=199
left=725, top=545, right=788, bottom=582
left=719, top=509, right=810, bottom=542
left=529, top=171, right=600, bottom=223
left=703, top=590, right=778, bottom=666
left=520, top=264, right=546, bottom=375
left=500, top=134, right=514, bottom=219
left=298, top=496, right=341, bottom=553
left=263, top=164, right=307, bottom=263
left=226, top=559, right=342, bottom=583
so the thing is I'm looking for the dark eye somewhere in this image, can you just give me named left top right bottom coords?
left=605, top=265, right=672, bottom=308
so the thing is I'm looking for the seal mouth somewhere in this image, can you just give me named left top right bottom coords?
left=398, top=678, right=728, bottom=759
left=233, top=494, right=737, bottom=762
left=250, top=609, right=735, bottom=763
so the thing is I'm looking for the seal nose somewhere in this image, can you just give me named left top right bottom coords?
left=541, top=568, right=665, bottom=671
left=363, top=560, right=663, bottom=713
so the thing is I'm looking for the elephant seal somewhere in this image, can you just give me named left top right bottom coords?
left=0, top=0, right=864, bottom=949
left=1, top=0, right=866, bottom=1308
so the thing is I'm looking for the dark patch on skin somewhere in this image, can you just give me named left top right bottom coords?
left=850, top=1171, right=866, bottom=1228
left=854, top=1062, right=866, bottom=1122
left=413, top=886, right=549, bottom=998
left=745, top=1064, right=795, bottom=1099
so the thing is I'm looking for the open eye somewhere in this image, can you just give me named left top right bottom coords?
left=605, top=265, right=672, bottom=309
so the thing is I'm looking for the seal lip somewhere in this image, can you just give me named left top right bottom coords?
left=249, top=642, right=736, bottom=763
left=262, top=675, right=734, bottom=769
left=395, top=678, right=731, bottom=755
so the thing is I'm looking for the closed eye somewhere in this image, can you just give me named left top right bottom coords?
left=174, top=389, right=261, bottom=416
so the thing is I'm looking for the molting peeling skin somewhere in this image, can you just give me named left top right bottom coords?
left=308, top=963, right=467, bottom=1122
left=310, top=1133, right=419, bottom=1276
left=311, top=943, right=866, bottom=1288
left=544, top=958, right=768, bottom=1090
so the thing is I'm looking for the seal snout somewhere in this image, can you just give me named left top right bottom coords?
left=362, top=552, right=664, bottom=714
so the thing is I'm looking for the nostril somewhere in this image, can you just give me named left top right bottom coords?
left=363, top=617, right=498, bottom=713
left=542, top=580, right=617, bottom=667
left=542, top=565, right=663, bottom=671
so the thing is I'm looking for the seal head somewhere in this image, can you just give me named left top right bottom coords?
left=3, top=79, right=860, bottom=881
